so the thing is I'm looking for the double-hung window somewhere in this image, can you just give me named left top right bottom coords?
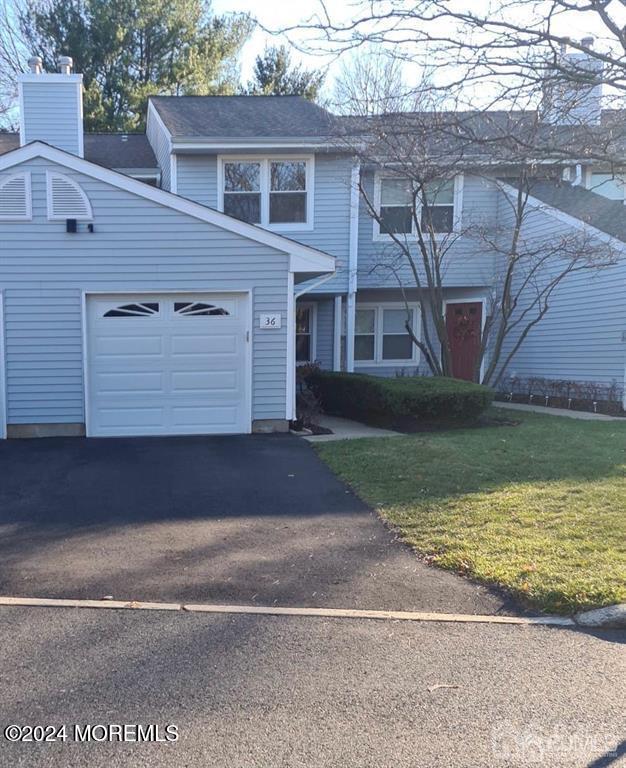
left=378, top=178, right=413, bottom=235
left=223, top=161, right=262, bottom=224
left=375, top=175, right=460, bottom=239
left=220, top=157, right=312, bottom=229
left=350, top=304, right=420, bottom=365
left=420, top=178, right=455, bottom=233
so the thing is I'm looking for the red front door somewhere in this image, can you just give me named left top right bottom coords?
left=445, top=302, right=482, bottom=381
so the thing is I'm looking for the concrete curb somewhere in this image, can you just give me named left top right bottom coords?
left=574, top=604, right=626, bottom=629
left=0, top=595, right=575, bottom=626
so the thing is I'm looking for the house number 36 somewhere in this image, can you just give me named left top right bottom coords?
left=260, top=313, right=282, bottom=329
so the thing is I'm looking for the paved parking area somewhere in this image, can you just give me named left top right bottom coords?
left=0, top=433, right=510, bottom=613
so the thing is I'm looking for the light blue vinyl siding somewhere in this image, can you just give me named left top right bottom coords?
left=314, top=298, right=334, bottom=368
left=146, top=111, right=171, bottom=191
left=495, top=200, right=626, bottom=387
left=176, top=155, right=217, bottom=207
left=0, top=157, right=292, bottom=425
left=20, top=80, right=82, bottom=155
left=356, top=172, right=499, bottom=289
left=176, top=152, right=352, bottom=293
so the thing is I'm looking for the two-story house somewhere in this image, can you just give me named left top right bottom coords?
left=0, top=52, right=624, bottom=439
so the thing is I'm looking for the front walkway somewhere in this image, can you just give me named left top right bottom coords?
left=494, top=401, right=625, bottom=421
left=304, top=415, right=401, bottom=442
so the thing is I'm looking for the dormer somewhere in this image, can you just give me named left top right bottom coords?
left=18, top=55, right=83, bottom=156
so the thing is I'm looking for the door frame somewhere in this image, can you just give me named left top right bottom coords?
left=82, top=289, right=253, bottom=438
left=0, top=291, right=6, bottom=439
left=442, top=296, right=487, bottom=383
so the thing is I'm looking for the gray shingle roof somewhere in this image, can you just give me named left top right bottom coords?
left=0, top=132, right=157, bottom=171
left=83, top=134, right=157, bottom=169
left=0, top=132, right=19, bottom=155
left=150, top=95, right=337, bottom=140
left=525, top=180, right=626, bottom=243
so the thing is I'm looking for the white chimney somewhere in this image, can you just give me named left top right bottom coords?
left=18, top=55, right=84, bottom=156
left=28, top=56, right=43, bottom=75
left=59, top=56, right=73, bottom=75
left=541, top=38, right=603, bottom=125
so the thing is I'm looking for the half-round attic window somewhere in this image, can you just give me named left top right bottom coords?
left=0, top=172, right=32, bottom=220
left=46, top=171, right=93, bottom=220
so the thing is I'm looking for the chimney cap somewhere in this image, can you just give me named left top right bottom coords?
left=580, top=36, right=595, bottom=49
left=28, top=56, right=43, bottom=75
left=59, top=55, right=73, bottom=75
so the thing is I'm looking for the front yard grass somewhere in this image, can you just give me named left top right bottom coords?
left=315, top=409, right=626, bottom=614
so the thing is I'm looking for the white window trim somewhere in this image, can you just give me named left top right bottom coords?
left=295, top=301, right=317, bottom=365
left=352, top=302, right=421, bottom=367
left=0, top=171, right=32, bottom=221
left=372, top=173, right=463, bottom=242
left=217, top=155, right=314, bottom=231
left=46, top=171, right=93, bottom=221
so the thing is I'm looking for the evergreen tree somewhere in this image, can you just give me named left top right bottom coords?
left=16, top=0, right=253, bottom=131
left=247, top=45, right=324, bottom=101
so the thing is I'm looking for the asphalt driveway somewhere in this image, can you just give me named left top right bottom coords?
left=0, top=434, right=511, bottom=613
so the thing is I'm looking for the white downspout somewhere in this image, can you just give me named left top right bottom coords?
left=346, top=160, right=360, bottom=372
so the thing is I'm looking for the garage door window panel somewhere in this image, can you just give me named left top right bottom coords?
left=104, top=302, right=160, bottom=318
left=174, top=302, right=230, bottom=317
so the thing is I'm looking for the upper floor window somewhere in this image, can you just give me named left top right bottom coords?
left=420, top=179, right=455, bottom=233
left=374, top=174, right=461, bottom=240
left=220, top=156, right=313, bottom=230
left=379, top=178, right=413, bottom=235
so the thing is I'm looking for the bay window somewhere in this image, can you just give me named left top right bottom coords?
left=220, top=157, right=312, bottom=228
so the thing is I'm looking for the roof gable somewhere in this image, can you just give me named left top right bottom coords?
left=0, top=141, right=335, bottom=274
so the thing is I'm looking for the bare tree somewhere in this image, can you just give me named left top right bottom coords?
left=267, top=1, right=626, bottom=383
left=332, top=47, right=413, bottom=115
left=342, top=108, right=618, bottom=384
left=0, top=0, right=27, bottom=128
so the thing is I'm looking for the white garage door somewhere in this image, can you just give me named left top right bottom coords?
left=86, top=293, right=250, bottom=437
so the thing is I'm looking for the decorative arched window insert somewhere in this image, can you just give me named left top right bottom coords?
left=46, top=171, right=93, bottom=220
left=0, top=172, right=32, bottom=220
left=103, top=302, right=159, bottom=318
left=174, top=302, right=230, bottom=316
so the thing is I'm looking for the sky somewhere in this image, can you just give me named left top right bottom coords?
left=212, top=0, right=626, bottom=101
left=211, top=0, right=347, bottom=85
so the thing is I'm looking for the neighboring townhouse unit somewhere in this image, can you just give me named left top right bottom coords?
left=0, top=51, right=624, bottom=439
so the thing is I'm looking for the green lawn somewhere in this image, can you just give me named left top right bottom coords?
left=315, top=409, right=626, bottom=614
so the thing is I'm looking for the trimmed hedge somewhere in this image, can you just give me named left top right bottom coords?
left=308, top=371, right=493, bottom=430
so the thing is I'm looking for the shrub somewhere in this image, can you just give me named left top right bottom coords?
left=307, top=371, right=493, bottom=430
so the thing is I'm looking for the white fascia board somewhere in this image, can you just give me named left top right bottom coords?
left=0, top=141, right=335, bottom=273
left=172, top=140, right=344, bottom=153
left=499, top=181, right=626, bottom=252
